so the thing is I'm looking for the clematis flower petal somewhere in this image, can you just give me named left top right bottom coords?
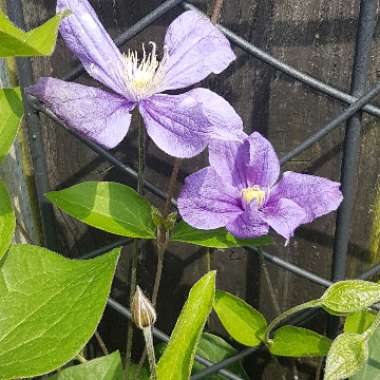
left=177, top=167, right=242, bottom=229
left=262, top=198, right=306, bottom=242
left=208, top=139, right=249, bottom=190
left=139, top=92, right=211, bottom=158
left=187, top=88, right=246, bottom=142
left=226, top=203, right=269, bottom=239
left=27, top=77, right=133, bottom=149
left=57, top=0, right=127, bottom=97
left=245, top=132, right=280, bottom=188
left=270, top=171, right=343, bottom=224
left=162, top=10, right=235, bottom=91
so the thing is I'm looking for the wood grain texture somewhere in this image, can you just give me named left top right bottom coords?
left=21, top=0, right=380, bottom=378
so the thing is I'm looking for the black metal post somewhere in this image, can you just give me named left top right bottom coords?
left=329, top=0, right=378, bottom=336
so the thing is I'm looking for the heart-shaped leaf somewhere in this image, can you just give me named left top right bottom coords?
left=47, top=181, right=156, bottom=239
left=0, top=245, right=120, bottom=379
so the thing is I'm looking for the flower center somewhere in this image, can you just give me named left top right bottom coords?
left=123, top=42, right=167, bottom=101
left=241, top=186, right=266, bottom=207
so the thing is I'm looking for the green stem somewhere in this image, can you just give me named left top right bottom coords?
left=94, top=330, right=109, bottom=355
left=264, top=300, right=321, bottom=343
left=363, top=310, right=380, bottom=340
left=125, top=124, right=145, bottom=379
left=76, top=353, right=87, bottom=364
left=136, top=159, right=181, bottom=375
left=143, top=327, right=157, bottom=380
left=153, top=158, right=181, bottom=304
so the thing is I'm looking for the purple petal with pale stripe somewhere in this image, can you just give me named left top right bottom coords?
left=27, top=77, right=133, bottom=149
left=177, top=167, right=242, bottom=230
left=209, top=139, right=249, bottom=190
left=162, top=10, right=235, bottom=91
left=57, top=0, right=128, bottom=97
left=188, top=88, right=245, bottom=142
left=139, top=92, right=211, bottom=158
left=226, top=203, right=269, bottom=239
left=269, top=171, right=343, bottom=224
left=245, top=132, right=280, bottom=188
left=262, top=198, right=306, bottom=242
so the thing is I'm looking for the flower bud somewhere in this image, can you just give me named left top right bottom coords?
left=131, top=286, right=157, bottom=329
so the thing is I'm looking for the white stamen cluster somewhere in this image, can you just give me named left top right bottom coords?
left=123, top=42, right=167, bottom=101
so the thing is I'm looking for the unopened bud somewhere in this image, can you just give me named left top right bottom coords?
left=131, top=286, right=157, bottom=329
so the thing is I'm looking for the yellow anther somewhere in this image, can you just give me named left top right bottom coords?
left=241, top=186, right=266, bottom=206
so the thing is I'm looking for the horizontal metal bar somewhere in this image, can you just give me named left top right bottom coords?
left=280, top=80, right=380, bottom=164
left=183, top=2, right=380, bottom=119
left=107, top=298, right=243, bottom=380
left=63, top=0, right=187, bottom=81
left=250, top=247, right=332, bottom=287
left=358, top=262, right=380, bottom=280
left=80, top=238, right=131, bottom=259
left=190, top=347, right=260, bottom=380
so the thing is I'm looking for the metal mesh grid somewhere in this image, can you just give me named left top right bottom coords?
left=6, top=0, right=380, bottom=378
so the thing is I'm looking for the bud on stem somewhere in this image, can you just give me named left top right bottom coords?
left=132, top=286, right=157, bottom=329
left=131, top=286, right=157, bottom=379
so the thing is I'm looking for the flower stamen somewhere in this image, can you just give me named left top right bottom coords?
left=241, top=186, right=266, bottom=207
left=123, top=41, right=168, bottom=101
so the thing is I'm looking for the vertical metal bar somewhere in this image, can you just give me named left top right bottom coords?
left=6, top=0, right=57, bottom=250
left=329, top=0, right=378, bottom=334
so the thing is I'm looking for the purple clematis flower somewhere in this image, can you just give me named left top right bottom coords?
left=178, top=132, right=343, bottom=242
left=26, top=0, right=244, bottom=158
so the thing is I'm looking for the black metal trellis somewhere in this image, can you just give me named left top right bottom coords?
left=6, top=0, right=380, bottom=378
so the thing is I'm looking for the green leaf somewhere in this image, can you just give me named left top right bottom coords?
left=0, top=181, right=15, bottom=259
left=127, top=362, right=151, bottom=380
left=156, top=271, right=216, bottom=380
left=155, top=334, right=249, bottom=380
left=320, top=280, right=380, bottom=315
left=0, top=245, right=120, bottom=379
left=344, top=311, right=377, bottom=334
left=351, top=325, right=380, bottom=380
left=0, top=10, right=67, bottom=57
left=47, top=181, right=156, bottom=239
left=192, top=333, right=249, bottom=379
left=0, top=87, right=23, bottom=163
left=171, top=221, right=272, bottom=248
left=213, top=290, right=267, bottom=347
left=324, top=333, right=368, bottom=380
left=48, top=351, right=123, bottom=380
left=269, top=326, right=331, bottom=357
